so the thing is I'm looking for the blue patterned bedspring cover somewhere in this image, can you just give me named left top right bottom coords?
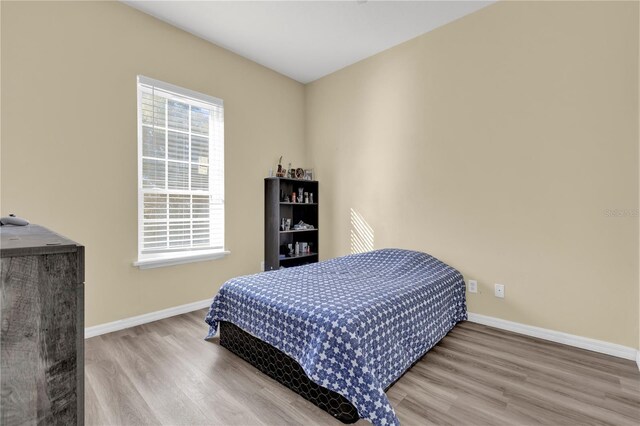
left=205, top=249, right=467, bottom=425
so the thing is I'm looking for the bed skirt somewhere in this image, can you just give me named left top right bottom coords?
left=219, top=321, right=360, bottom=423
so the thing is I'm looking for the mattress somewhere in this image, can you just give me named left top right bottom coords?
left=205, top=248, right=467, bottom=425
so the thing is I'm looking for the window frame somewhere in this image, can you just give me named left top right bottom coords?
left=134, top=75, right=228, bottom=269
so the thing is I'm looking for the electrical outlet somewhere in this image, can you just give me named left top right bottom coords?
left=260, top=261, right=265, bottom=272
left=495, top=283, right=505, bottom=298
left=468, top=280, right=477, bottom=293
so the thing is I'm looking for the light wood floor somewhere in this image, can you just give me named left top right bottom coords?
left=85, top=309, right=640, bottom=425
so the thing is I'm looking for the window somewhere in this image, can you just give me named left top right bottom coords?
left=134, top=76, right=227, bottom=269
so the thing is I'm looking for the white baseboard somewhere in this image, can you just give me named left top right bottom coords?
left=467, top=312, right=639, bottom=364
left=85, top=298, right=212, bottom=338
left=85, top=302, right=639, bottom=369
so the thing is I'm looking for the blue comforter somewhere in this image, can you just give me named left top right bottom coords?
left=205, top=249, right=467, bottom=425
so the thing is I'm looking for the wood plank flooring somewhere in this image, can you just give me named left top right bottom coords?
left=85, top=309, right=640, bottom=425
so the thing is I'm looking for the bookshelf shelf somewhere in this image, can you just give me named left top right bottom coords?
left=279, top=252, right=318, bottom=261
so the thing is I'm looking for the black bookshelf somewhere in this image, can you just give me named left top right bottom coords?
left=265, top=177, right=319, bottom=271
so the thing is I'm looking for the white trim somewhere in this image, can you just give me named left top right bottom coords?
left=467, top=312, right=638, bottom=363
left=85, top=298, right=212, bottom=339
left=133, top=249, right=230, bottom=269
left=84, top=303, right=640, bottom=371
left=138, top=75, right=223, bottom=107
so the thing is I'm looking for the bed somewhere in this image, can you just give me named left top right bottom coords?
left=205, top=249, right=467, bottom=425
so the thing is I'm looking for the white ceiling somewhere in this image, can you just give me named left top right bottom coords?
left=124, top=0, right=494, bottom=84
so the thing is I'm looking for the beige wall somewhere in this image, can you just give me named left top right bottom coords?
left=1, top=1, right=305, bottom=327
left=2, top=0, right=639, bottom=350
left=306, top=1, right=639, bottom=348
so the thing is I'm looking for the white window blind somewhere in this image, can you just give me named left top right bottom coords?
left=136, top=76, right=224, bottom=264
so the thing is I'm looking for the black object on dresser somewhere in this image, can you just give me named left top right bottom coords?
left=265, top=177, right=319, bottom=271
left=0, top=225, right=84, bottom=425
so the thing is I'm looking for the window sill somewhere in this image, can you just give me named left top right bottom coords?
left=133, top=250, right=230, bottom=270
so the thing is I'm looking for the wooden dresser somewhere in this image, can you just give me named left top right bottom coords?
left=1, top=225, right=84, bottom=425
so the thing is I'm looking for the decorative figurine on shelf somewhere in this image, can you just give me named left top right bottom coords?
left=276, top=156, right=286, bottom=177
left=281, top=218, right=286, bottom=231
left=288, top=244, right=294, bottom=256
left=284, top=194, right=290, bottom=202
left=288, top=163, right=295, bottom=179
left=310, top=193, right=314, bottom=204
left=285, top=219, right=291, bottom=231
left=304, top=192, right=309, bottom=204
left=293, top=220, right=314, bottom=230
left=291, top=193, right=296, bottom=203
left=298, top=187, right=304, bottom=202
left=295, top=241, right=300, bottom=256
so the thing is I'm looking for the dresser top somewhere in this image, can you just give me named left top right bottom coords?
left=1, top=224, right=82, bottom=258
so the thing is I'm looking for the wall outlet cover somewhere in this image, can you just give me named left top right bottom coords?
left=468, top=280, right=477, bottom=293
left=495, top=283, right=505, bottom=298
